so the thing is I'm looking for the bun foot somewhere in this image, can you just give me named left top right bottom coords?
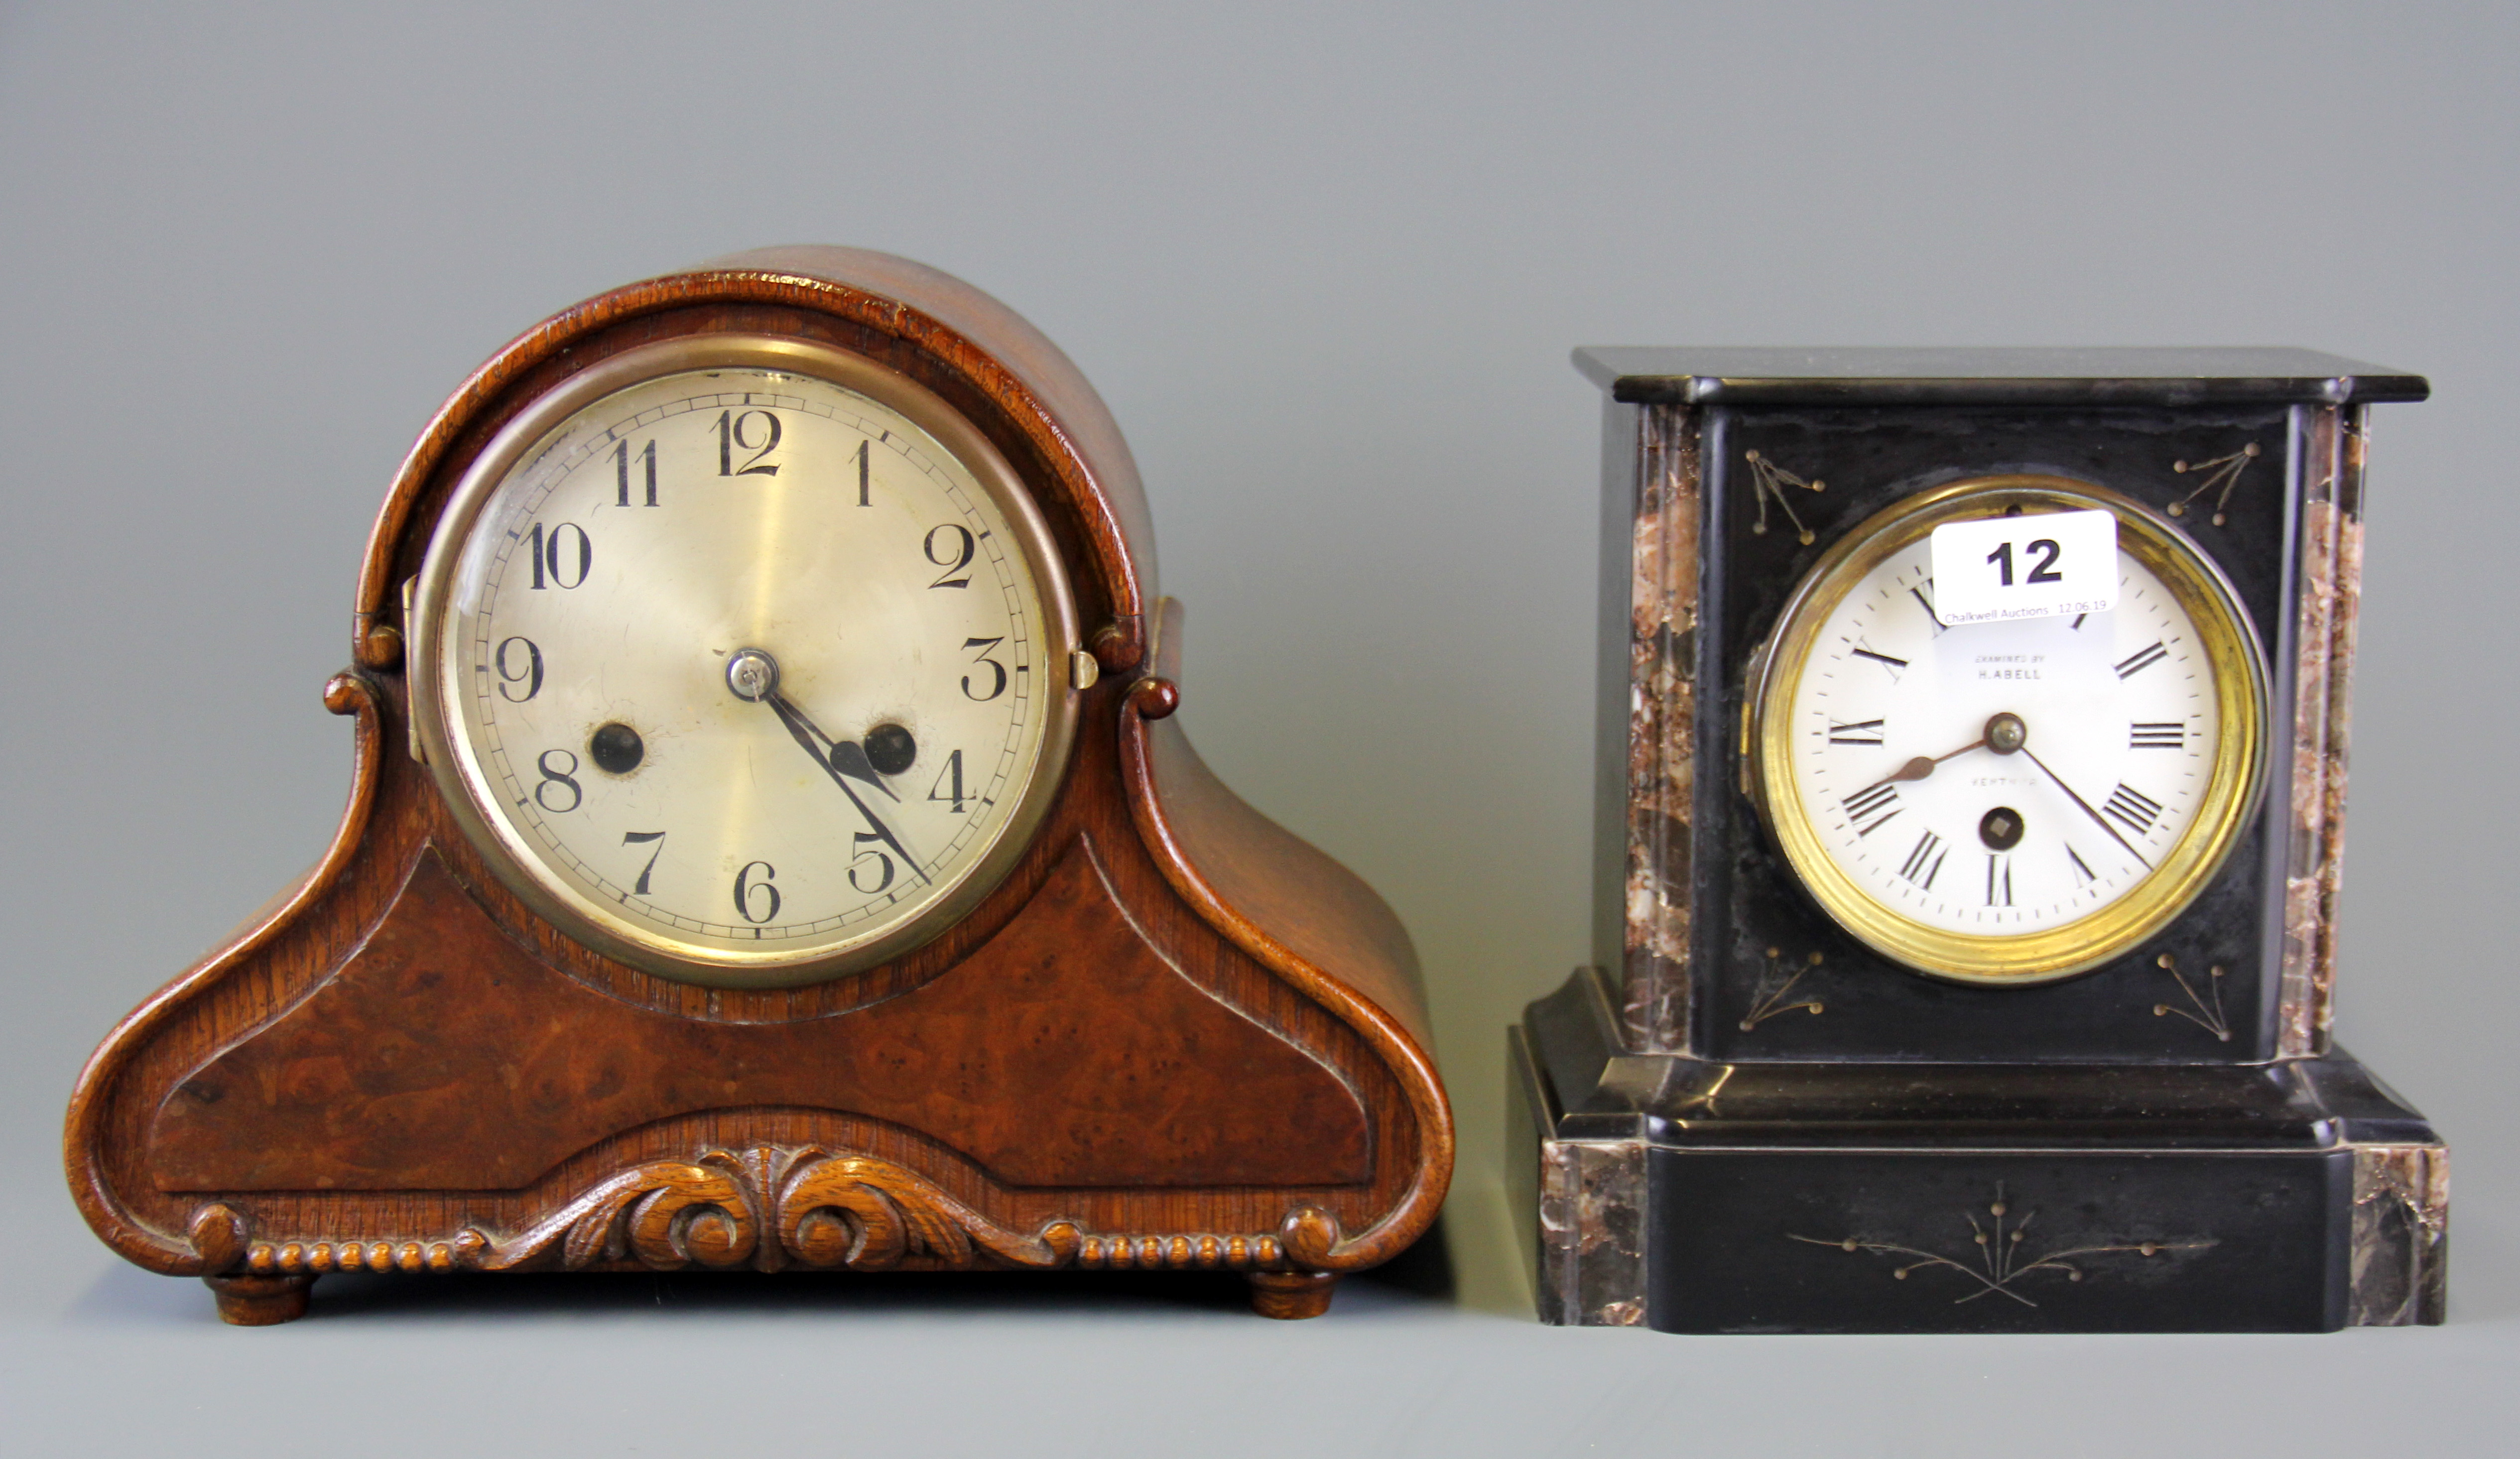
left=1247, top=1270, right=1337, bottom=1320
left=205, top=1273, right=315, bottom=1326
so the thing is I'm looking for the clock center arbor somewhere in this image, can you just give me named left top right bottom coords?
left=1512, top=348, right=2446, bottom=1334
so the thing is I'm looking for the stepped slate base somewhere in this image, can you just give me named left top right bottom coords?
left=1510, top=968, right=2447, bottom=1333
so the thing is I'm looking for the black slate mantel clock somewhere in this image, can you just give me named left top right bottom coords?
left=1511, top=348, right=2448, bottom=1334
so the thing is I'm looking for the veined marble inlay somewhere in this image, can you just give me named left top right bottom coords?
left=2279, top=407, right=2366, bottom=1057
left=1617, top=407, right=1700, bottom=1051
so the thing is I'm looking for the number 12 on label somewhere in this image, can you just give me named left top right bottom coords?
left=1985, top=537, right=2062, bottom=587
left=1926, top=507, right=2119, bottom=626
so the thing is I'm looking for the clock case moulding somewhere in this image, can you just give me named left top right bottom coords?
left=1512, top=348, right=2446, bottom=1334
left=63, top=246, right=1453, bottom=1326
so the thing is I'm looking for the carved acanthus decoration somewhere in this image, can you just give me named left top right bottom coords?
left=478, top=1152, right=760, bottom=1271
left=776, top=1150, right=1082, bottom=1270
left=213, top=1146, right=1354, bottom=1279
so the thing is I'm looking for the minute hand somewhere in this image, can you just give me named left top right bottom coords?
left=762, top=693, right=930, bottom=886
left=2019, top=744, right=2153, bottom=871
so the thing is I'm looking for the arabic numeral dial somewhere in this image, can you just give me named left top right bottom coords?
left=428, top=345, right=1071, bottom=988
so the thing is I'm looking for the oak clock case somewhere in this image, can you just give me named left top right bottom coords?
left=1512, top=349, right=2448, bottom=1335
left=65, top=247, right=1453, bottom=1326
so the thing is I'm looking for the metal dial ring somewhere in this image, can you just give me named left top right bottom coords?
left=1743, top=475, right=2267, bottom=985
left=407, top=334, right=1083, bottom=989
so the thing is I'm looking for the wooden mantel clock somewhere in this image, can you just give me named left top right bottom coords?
left=1513, top=348, right=2446, bottom=1333
left=65, top=246, right=1452, bottom=1325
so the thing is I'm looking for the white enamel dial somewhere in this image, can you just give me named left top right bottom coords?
left=1788, top=543, right=2215, bottom=933
left=1748, top=477, right=2267, bottom=984
left=416, top=341, right=1079, bottom=987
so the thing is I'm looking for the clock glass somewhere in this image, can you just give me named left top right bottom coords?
left=1747, top=477, right=2266, bottom=984
left=411, top=336, right=1080, bottom=987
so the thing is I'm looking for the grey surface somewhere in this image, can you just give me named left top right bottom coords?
left=0, top=2, right=2511, bottom=1453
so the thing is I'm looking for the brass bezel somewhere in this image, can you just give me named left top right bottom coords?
left=1744, top=475, right=2267, bottom=985
left=409, top=335, right=1084, bottom=989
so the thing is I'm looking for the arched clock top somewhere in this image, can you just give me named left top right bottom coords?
left=352, top=245, right=1158, bottom=676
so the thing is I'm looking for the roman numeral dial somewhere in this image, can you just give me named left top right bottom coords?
left=2103, top=783, right=2165, bottom=837
left=1897, top=830, right=1948, bottom=888
left=2115, top=641, right=2170, bottom=678
left=1753, top=478, right=2266, bottom=984
left=1841, top=782, right=1901, bottom=836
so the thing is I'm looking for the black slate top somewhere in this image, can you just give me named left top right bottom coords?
left=1573, top=346, right=2429, bottom=407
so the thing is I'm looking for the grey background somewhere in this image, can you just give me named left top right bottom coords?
left=2, top=1, right=2512, bottom=1452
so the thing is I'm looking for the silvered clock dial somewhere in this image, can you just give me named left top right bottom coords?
left=410, top=336, right=1083, bottom=987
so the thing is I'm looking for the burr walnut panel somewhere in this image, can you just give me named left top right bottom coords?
left=148, top=840, right=1372, bottom=1193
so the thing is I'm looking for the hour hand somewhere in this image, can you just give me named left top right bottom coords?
left=729, top=652, right=928, bottom=883
left=1863, top=734, right=1990, bottom=793
left=762, top=693, right=929, bottom=882
left=826, top=737, right=901, bottom=802
left=756, top=683, right=900, bottom=802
